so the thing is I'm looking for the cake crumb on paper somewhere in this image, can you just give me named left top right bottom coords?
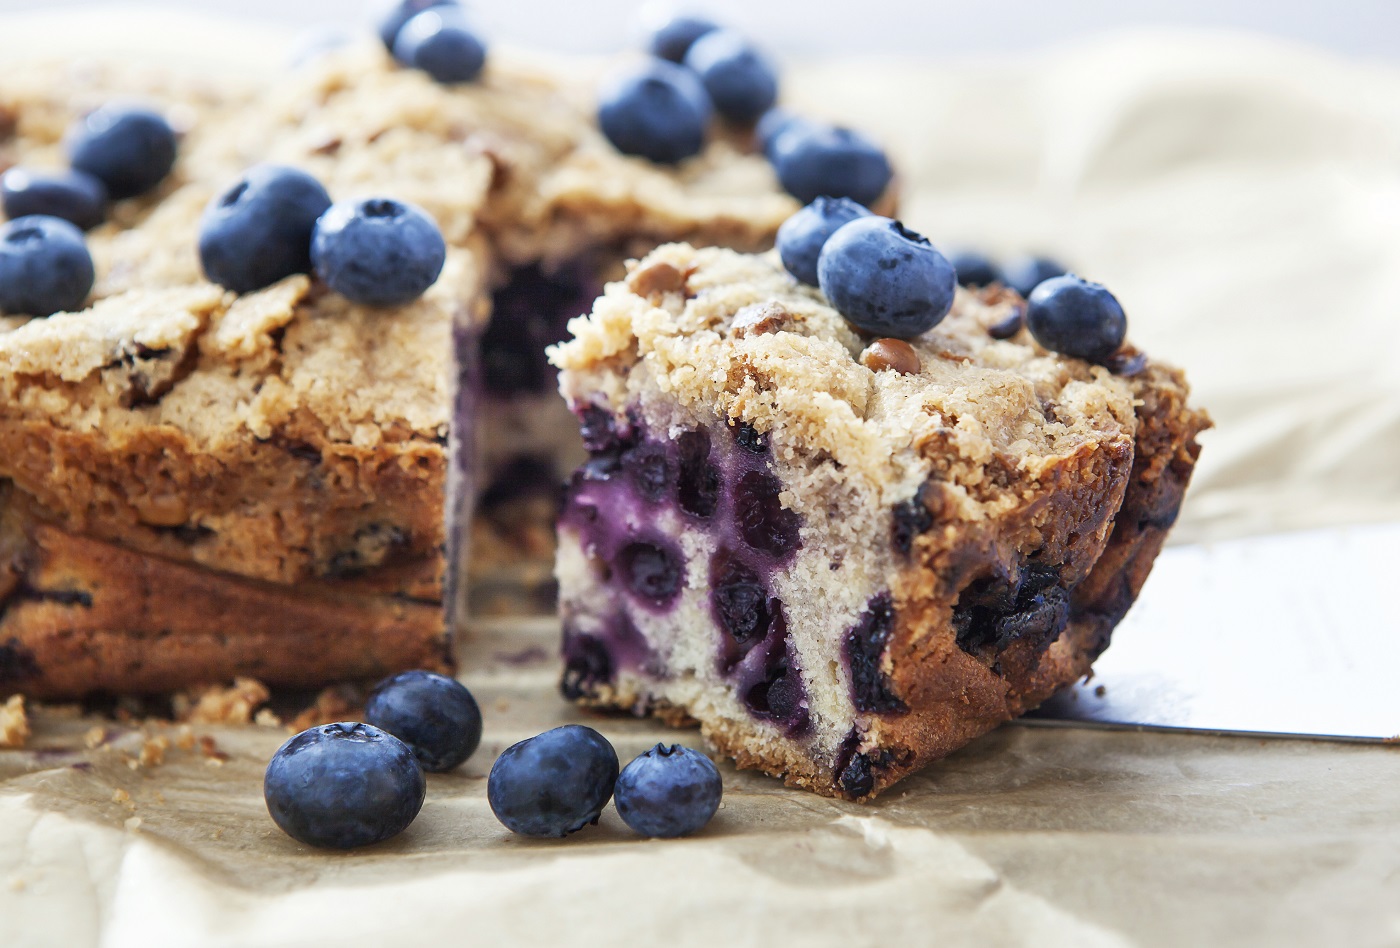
left=198, top=735, right=229, bottom=763
left=177, top=678, right=271, bottom=725
left=139, top=735, right=171, bottom=768
left=0, top=695, right=29, bottom=748
left=288, top=685, right=363, bottom=732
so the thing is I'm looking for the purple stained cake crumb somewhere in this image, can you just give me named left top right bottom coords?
left=616, top=538, right=685, bottom=608
left=481, top=264, right=599, bottom=398
left=733, top=469, right=800, bottom=558
left=472, top=263, right=606, bottom=562
left=709, top=547, right=778, bottom=652
left=558, top=406, right=811, bottom=730
left=562, top=610, right=653, bottom=699
left=676, top=429, right=720, bottom=519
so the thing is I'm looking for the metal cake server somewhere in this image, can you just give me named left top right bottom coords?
left=1031, top=521, right=1400, bottom=740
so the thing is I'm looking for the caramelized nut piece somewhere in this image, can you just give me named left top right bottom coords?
left=732, top=301, right=792, bottom=337
left=860, top=338, right=921, bottom=375
left=308, top=132, right=342, bottom=156
left=628, top=260, right=687, bottom=298
left=135, top=494, right=189, bottom=528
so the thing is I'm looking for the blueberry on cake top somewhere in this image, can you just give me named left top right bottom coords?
left=550, top=242, right=1208, bottom=800
left=0, top=34, right=844, bottom=697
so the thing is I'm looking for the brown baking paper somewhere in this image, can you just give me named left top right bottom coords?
left=2, top=11, right=1400, bottom=947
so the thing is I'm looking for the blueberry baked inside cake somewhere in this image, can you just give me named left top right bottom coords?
left=551, top=230, right=1208, bottom=799
left=0, top=11, right=901, bottom=698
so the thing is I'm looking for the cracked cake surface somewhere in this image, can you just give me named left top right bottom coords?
left=0, top=44, right=806, bottom=697
left=550, top=242, right=1209, bottom=799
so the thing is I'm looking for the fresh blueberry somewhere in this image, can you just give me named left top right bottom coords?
left=198, top=164, right=331, bottom=294
left=66, top=104, right=176, bottom=200
left=311, top=197, right=446, bottom=306
left=615, top=744, right=722, bottom=838
left=487, top=724, right=619, bottom=838
left=776, top=196, right=871, bottom=286
left=771, top=123, right=891, bottom=206
left=264, top=722, right=426, bottom=849
left=755, top=108, right=810, bottom=160
left=1, top=168, right=107, bottom=231
left=598, top=58, right=712, bottom=165
left=1002, top=255, right=1066, bottom=297
left=645, top=13, right=719, bottom=63
left=817, top=216, right=955, bottom=339
left=365, top=670, right=483, bottom=772
left=0, top=216, right=94, bottom=317
left=375, top=0, right=458, bottom=50
left=948, top=249, right=1002, bottom=288
left=1025, top=274, right=1127, bottom=362
left=683, top=30, right=777, bottom=124
left=393, top=7, right=487, bottom=84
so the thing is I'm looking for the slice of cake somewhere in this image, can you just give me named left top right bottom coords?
left=0, top=38, right=836, bottom=697
left=551, top=241, right=1209, bottom=799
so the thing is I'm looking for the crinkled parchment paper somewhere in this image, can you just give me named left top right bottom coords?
left=1, top=10, right=1399, bottom=947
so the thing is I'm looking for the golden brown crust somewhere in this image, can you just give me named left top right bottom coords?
left=845, top=364, right=1210, bottom=799
left=0, top=416, right=448, bottom=592
left=0, top=519, right=451, bottom=700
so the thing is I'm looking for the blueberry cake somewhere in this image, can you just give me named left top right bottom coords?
left=0, top=38, right=824, bottom=697
left=551, top=243, right=1208, bottom=800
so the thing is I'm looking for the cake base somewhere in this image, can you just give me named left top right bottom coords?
left=551, top=245, right=1210, bottom=800
left=0, top=515, right=450, bottom=699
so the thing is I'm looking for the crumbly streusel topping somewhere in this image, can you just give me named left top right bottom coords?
left=552, top=243, right=1142, bottom=515
left=0, top=45, right=798, bottom=451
